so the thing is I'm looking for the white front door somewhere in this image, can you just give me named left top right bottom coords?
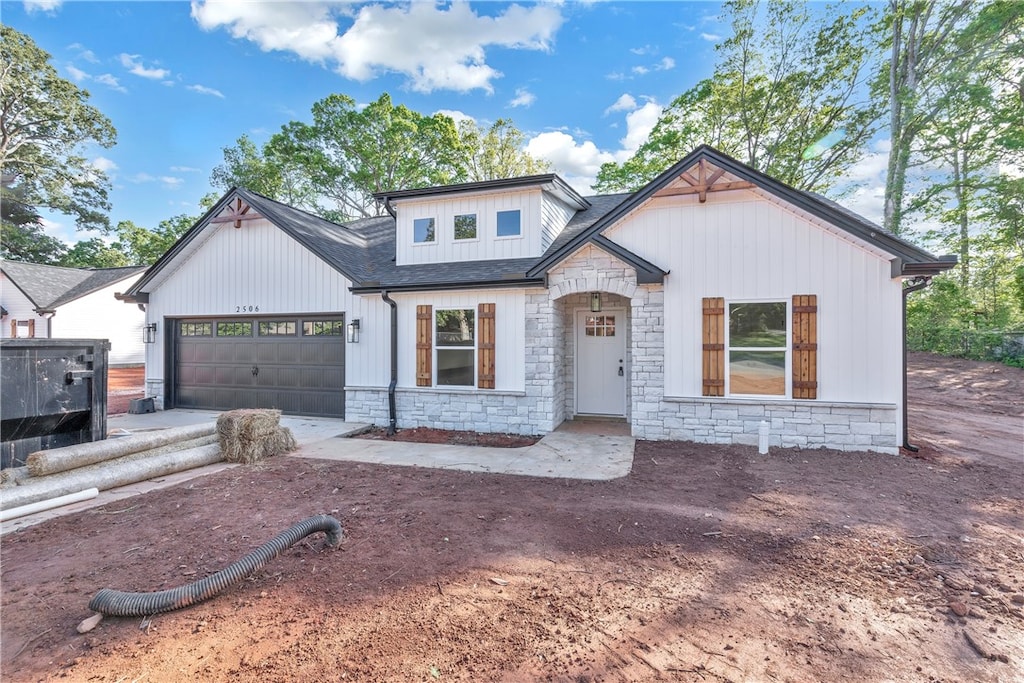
left=575, top=309, right=626, bottom=416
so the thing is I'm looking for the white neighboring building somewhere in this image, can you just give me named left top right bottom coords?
left=1, top=262, right=147, bottom=366
left=121, top=147, right=956, bottom=453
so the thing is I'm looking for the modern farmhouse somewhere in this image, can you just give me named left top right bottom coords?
left=119, top=146, right=955, bottom=453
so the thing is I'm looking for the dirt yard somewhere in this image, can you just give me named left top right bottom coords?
left=2, top=353, right=1022, bottom=682
left=107, top=366, right=145, bottom=416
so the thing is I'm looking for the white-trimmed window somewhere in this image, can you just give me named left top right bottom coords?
left=435, top=308, right=475, bottom=386
left=454, top=214, right=477, bottom=240
left=726, top=301, right=788, bottom=397
left=414, top=217, right=435, bottom=243
left=496, top=209, right=521, bottom=238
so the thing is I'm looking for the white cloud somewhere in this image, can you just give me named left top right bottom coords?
left=93, top=73, right=127, bottom=93
left=509, top=87, right=535, bottom=108
left=434, top=109, right=476, bottom=125
left=191, top=1, right=564, bottom=93
left=187, top=84, right=225, bottom=98
left=617, top=101, right=663, bottom=159
left=160, top=176, right=184, bottom=189
left=128, top=172, right=156, bottom=184
left=119, top=53, right=171, bottom=80
left=66, top=64, right=88, bottom=81
left=632, top=65, right=649, bottom=76
left=90, top=156, right=118, bottom=174
left=700, top=32, right=722, bottom=42
left=68, top=44, right=99, bottom=63
left=170, top=166, right=203, bottom=173
left=629, top=45, right=652, bottom=56
left=657, top=56, right=675, bottom=71
left=24, top=0, right=61, bottom=14
left=604, top=93, right=637, bottom=116
left=526, top=131, right=615, bottom=185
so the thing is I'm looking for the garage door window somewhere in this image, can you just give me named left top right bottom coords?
left=217, top=322, right=253, bottom=336
left=259, top=321, right=296, bottom=336
left=180, top=322, right=212, bottom=336
left=303, top=320, right=344, bottom=336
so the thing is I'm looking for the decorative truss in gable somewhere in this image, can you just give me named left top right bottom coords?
left=209, top=197, right=263, bottom=228
left=653, top=158, right=755, bottom=203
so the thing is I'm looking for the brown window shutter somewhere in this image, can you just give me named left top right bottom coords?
left=792, top=294, right=818, bottom=399
left=478, top=303, right=496, bottom=389
left=27, top=319, right=35, bottom=338
left=11, top=320, right=17, bottom=338
left=416, top=305, right=432, bottom=387
left=702, top=297, right=725, bottom=397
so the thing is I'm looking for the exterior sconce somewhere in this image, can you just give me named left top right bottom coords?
left=590, top=292, right=602, bottom=313
left=347, top=318, right=360, bottom=343
left=143, top=322, right=158, bottom=344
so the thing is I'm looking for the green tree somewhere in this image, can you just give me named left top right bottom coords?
left=0, top=178, right=66, bottom=263
left=268, top=93, right=465, bottom=220
left=596, top=0, right=879, bottom=193
left=878, top=0, right=1021, bottom=236
left=60, top=238, right=131, bottom=268
left=0, top=26, right=116, bottom=236
left=210, top=134, right=318, bottom=210
left=113, top=214, right=195, bottom=265
left=458, top=118, right=550, bottom=182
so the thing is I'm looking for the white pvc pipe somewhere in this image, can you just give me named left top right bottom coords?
left=758, top=420, right=770, bottom=455
left=0, top=487, right=99, bottom=522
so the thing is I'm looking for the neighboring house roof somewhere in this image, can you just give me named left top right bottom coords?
left=1, top=261, right=146, bottom=312
left=123, top=146, right=953, bottom=301
left=528, top=145, right=956, bottom=278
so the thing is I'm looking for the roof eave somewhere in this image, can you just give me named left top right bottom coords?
left=351, top=277, right=545, bottom=294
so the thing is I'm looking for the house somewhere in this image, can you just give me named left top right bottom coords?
left=1, top=262, right=147, bottom=366
left=119, top=146, right=954, bottom=454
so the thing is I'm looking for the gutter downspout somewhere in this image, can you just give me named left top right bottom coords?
left=902, top=276, right=932, bottom=452
left=381, top=291, right=398, bottom=435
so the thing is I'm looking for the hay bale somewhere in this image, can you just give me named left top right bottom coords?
left=217, top=409, right=297, bottom=464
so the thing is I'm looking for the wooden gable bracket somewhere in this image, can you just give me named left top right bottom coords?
left=209, top=198, right=262, bottom=228
left=654, top=159, right=755, bottom=203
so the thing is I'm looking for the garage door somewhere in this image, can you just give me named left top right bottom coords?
left=174, top=317, right=345, bottom=418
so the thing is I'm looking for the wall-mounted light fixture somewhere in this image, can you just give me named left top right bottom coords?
left=143, top=322, right=158, bottom=344
left=346, top=318, right=361, bottom=343
left=590, top=292, right=602, bottom=313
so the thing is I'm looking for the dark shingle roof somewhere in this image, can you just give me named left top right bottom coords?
left=1, top=261, right=145, bottom=310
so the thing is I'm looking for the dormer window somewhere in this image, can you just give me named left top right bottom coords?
left=496, top=210, right=521, bottom=238
left=454, top=214, right=477, bottom=240
left=414, top=217, right=436, bottom=243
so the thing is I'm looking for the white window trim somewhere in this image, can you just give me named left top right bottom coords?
left=453, top=213, right=480, bottom=242
left=724, top=298, right=790, bottom=399
left=412, top=217, right=437, bottom=245
left=435, top=307, right=477, bottom=387
left=495, top=209, right=523, bottom=240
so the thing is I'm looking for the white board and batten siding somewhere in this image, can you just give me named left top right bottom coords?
left=53, top=275, right=146, bottom=365
left=606, top=190, right=904, bottom=406
left=386, top=289, right=527, bottom=392
left=394, top=188, right=545, bottom=266
left=0, top=273, right=45, bottom=337
left=141, top=217, right=392, bottom=390
left=541, top=194, right=579, bottom=252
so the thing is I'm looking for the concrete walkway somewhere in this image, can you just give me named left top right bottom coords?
left=2, top=411, right=635, bottom=533
left=108, top=409, right=636, bottom=481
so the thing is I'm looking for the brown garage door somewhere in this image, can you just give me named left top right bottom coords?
left=173, top=317, right=345, bottom=418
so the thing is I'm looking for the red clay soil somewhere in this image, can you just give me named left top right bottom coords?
left=356, top=426, right=541, bottom=448
left=3, top=353, right=1022, bottom=682
left=107, top=366, right=145, bottom=416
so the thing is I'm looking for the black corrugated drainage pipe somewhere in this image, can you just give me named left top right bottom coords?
left=381, top=291, right=398, bottom=436
left=902, top=276, right=932, bottom=452
left=88, top=515, right=342, bottom=617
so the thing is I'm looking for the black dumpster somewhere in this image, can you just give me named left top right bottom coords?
left=1, top=338, right=109, bottom=469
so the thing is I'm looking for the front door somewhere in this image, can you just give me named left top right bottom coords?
left=575, top=309, right=626, bottom=416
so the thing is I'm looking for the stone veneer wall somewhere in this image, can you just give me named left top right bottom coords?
left=346, top=388, right=542, bottom=435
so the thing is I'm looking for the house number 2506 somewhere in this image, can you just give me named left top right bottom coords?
left=235, top=305, right=260, bottom=312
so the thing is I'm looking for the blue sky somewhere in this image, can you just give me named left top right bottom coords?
left=5, top=1, right=888, bottom=247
